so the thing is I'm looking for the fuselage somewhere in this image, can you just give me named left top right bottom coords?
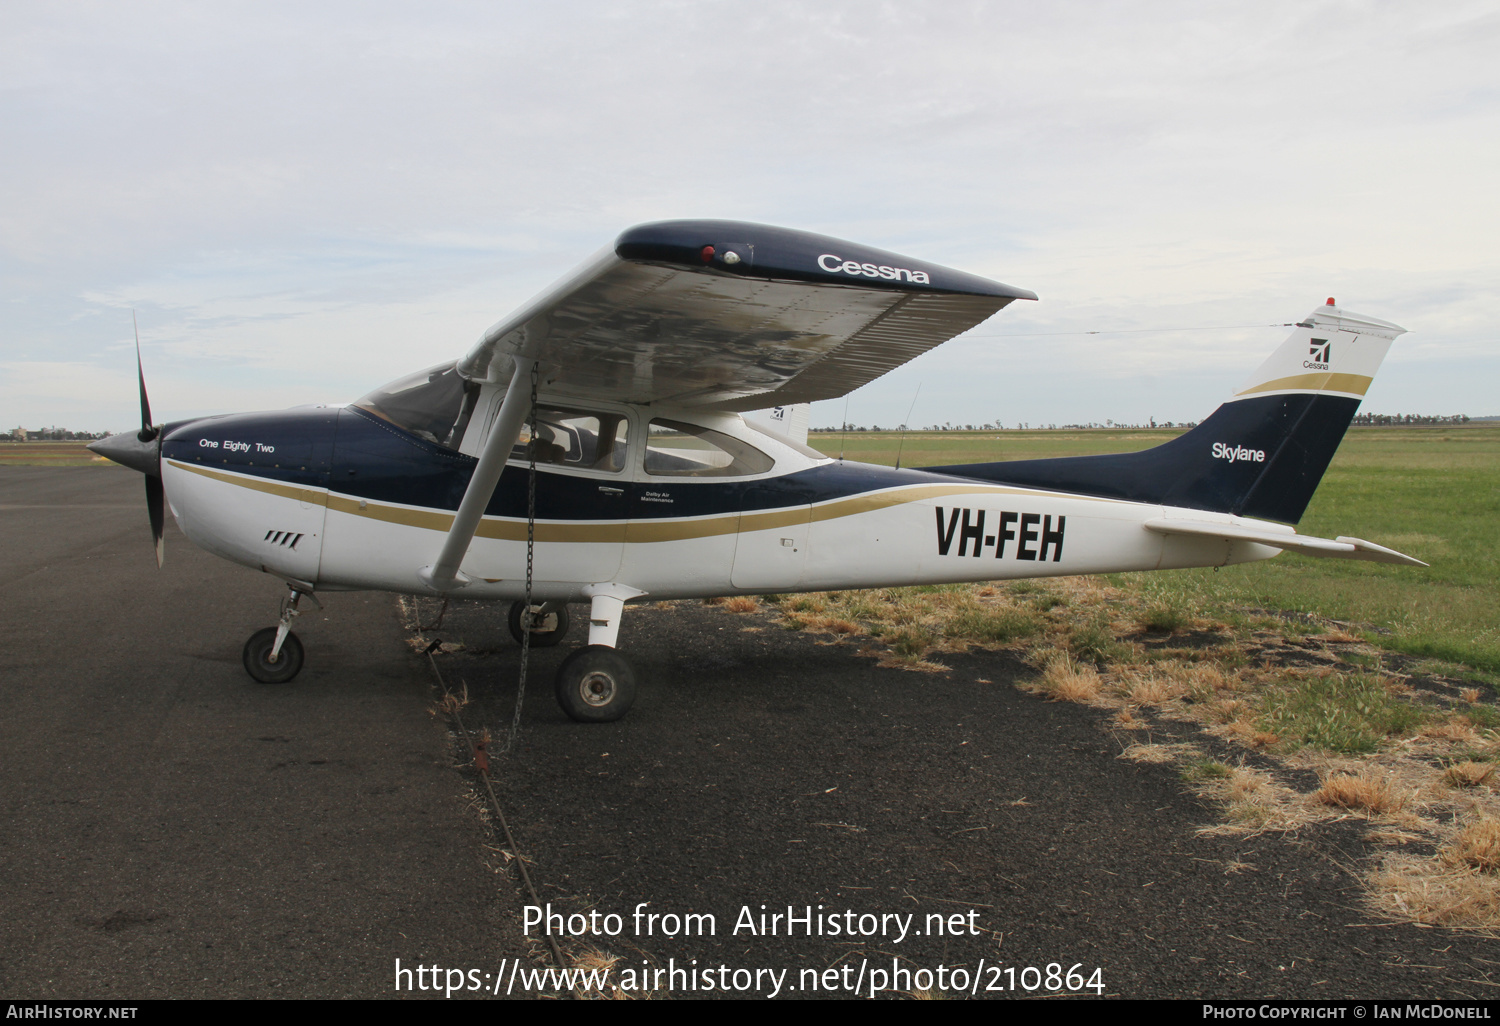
left=159, top=401, right=1284, bottom=603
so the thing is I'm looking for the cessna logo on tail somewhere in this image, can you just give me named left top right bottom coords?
left=1304, top=337, right=1331, bottom=370
left=1212, top=443, right=1266, bottom=464
left=818, top=254, right=931, bottom=285
left=935, top=507, right=1065, bottom=562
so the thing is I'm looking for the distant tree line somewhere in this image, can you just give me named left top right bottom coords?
left=810, top=420, right=1198, bottom=432
left=6, top=427, right=109, bottom=441
left=1351, top=413, right=1471, bottom=426
left=811, top=414, right=1475, bottom=432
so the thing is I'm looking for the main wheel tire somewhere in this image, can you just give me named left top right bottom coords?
left=508, top=601, right=570, bottom=648
left=553, top=645, right=636, bottom=723
left=242, top=627, right=304, bottom=684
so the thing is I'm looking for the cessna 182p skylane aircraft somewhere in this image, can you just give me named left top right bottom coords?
left=91, top=219, right=1423, bottom=722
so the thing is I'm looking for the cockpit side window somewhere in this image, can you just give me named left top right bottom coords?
left=644, top=420, right=774, bottom=477
left=354, top=362, right=479, bottom=450
left=509, top=408, right=630, bottom=474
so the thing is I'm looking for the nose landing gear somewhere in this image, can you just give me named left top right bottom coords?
left=243, top=586, right=318, bottom=684
left=243, top=626, right=304, bottom=683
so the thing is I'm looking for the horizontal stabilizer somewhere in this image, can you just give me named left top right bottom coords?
left=1143, top=518, right=1427, bottom=566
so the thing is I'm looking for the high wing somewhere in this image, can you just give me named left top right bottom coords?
left=422, top=221, right=1033, bottom=592
left=457, top=220, right=1036, bottom=410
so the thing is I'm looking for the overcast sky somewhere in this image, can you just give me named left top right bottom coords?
left=3, top=1, right=1496, bottom=433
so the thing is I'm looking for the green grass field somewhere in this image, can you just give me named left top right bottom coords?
left=811, top=425, right=1500, bottom=674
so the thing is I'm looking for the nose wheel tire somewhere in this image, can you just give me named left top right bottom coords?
left=553, top=645, right=636, bottom=722
left=242, top=627, right=305, bottom=684
left=509, top=601, right=570, bottom=648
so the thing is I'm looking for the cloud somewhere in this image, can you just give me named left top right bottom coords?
left=2, top=1, right=1496, bottom=430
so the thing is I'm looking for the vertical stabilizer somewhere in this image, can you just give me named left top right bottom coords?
left=927, top=301, right=1405, bottom=524
left=743, top=404, right=812, bottom=446
left=1233, top=300, right=1403, bottom=404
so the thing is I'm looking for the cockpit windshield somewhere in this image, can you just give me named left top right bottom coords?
left=353, top=362, right=479, bottom=449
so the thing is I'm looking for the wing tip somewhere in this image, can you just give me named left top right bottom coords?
left=616, top=219, right=1036, bottom=301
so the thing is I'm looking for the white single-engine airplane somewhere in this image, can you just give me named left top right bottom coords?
left=92, top=220, right=1423, bottom=722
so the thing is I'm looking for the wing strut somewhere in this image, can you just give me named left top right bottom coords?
left=418, top=357, right=539, bottom=591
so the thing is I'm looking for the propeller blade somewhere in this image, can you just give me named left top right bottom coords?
left=134, top=311, right=157, bottom=442
left=146, top=472, right=165, bottom=568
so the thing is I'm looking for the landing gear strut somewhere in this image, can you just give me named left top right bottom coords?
left=243, top=586, right=317, bottom=684
left=550, top=584, right=645, bottom=722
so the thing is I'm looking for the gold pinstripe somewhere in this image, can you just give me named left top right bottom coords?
left=173, top=461, right=330, bottom=506
left=1235, top=372, right=1373, bottom=397
left=169, top=459, right=1127, bottom=544
left=326, top=493, right=451, bottom=532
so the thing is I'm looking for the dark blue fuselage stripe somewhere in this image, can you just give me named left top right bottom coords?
left=162, top=406, right=975, bottom=520
left=928, top=393, right=1360, bottom=524
left=162, top=391, right=1357, bottom=527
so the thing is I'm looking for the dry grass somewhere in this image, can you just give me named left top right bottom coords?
left=1031, top=655, right=1102, bottom=703
left=1367, top=854, right=1500, bottom=929
left=1358, top=820, right=1500, bottom=931
left=404, top=635, right=463, bottom=654
left=771, top=582, right=1051, bottom=668
left=1206, top=698, right=1250, bottom=724
left=1222, top=718, right=1282, bottom=749
left=1191, top=764, right=1303, bottom=833
left=1118, top=669, right=1182, bottom=707
left=1115, top=659, right=1233, bottom=707
left=1118, top=741, right=1199, bottom=765
left=723, top=596, right=760, bottom=613
left=939, top=577, right=1500, bottom=928
left=429, top=683, right=471, bottom=717
left=758, top=576, right=1500, bottom=931
left=568, top=946, right=636, bottom=1000
left=1311, top=630, right=1364, bottom=644
left=874, top=651, right=950, bottom=674
left=1444, top=820, right=1500, bottom=873
left=1421, top=717, right=1482, bottom=744
left=1444, top=762, right=1497, bottom=789
left=1314, top=770, right=1412, bottom=814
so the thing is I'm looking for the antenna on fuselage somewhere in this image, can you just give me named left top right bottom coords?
left=837, top=395, right=850, bottom=461
left=893, top=382, right=922, bottom=471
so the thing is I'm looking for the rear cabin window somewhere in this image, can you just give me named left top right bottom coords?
left=510, top=408, right=630, bottom=473
left=644, top=420, right=774, bottom=478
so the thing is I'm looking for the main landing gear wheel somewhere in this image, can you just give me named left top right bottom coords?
left=242, top=627, right=305, bottom=684
left=509, top=601, right=570, bottom=648
left=553, top=645, right=636, bottom=723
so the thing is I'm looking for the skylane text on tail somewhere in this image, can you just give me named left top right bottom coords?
left=90, top=221, right=1421, bottom=721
